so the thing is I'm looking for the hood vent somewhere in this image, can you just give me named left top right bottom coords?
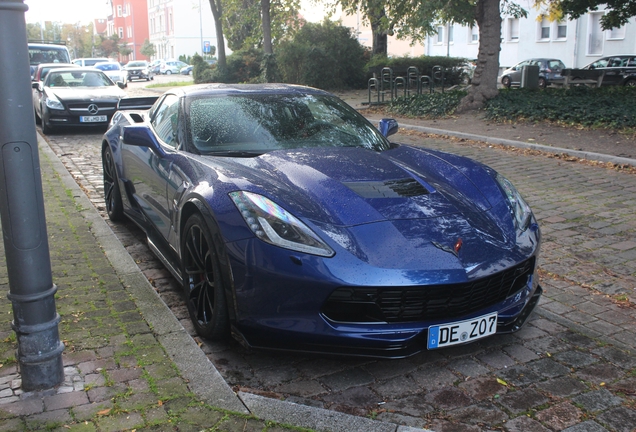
left=344, top=178, right=429, bottom=198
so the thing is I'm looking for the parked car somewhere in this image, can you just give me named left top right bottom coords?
left=101, top=84, right=542, bottom=358
left=94, top=61, right=127, bottom=87
left=31, top=63, right=78, bottom=123
left=148, top=60, right=162, bottom=75
left=180, top=59, right=216, bottom=75
left=579, top=55, right=636, bottom=86
left=123, top=60, right=154, bottom=81
left=501, top=58, right=566, bottom=88
left=34, top=67, right=126, bottom=134
left=28, top=41, right=71, bottom=78
left=160, top=60, right=188, bottom=75
left=72, top=57, right=110, bottom=67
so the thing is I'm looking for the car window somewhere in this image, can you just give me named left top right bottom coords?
left=547, top=60, right=564, bottom=71
left=590, top=59, right=609, bottom=69
left=95, top=63, right=120, bottom=71
left=46, top=71, right=112, bottom=87
left=187, top=94, right=390, bottom=154
left=151, top=94, right=180, bottom=148
left=628, top=58, right=636, bottom=67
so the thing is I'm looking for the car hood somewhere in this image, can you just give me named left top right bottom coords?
left=198, top=145, right=513, bottom=238
left=47, top=87, right=125, bottom=101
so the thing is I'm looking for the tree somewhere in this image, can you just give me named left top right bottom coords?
left=207, top=0, right=227, bottom=69
left=140, top=39, right=156, bottom=58
left=221, top=0, right=300, bottom=52
left=545, top=0, right=636, bottom=29
left=380, top=0, right=527, bottom=111
left=336, top=0, right=390, bottom=56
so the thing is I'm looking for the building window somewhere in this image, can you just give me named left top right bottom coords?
left=557, top=22, right=567, bottom=39
left=508, top=18, right=519, bottom=41
left=588, top=12, right=603, bottom=55
left=436, top=26, right=444, bottom=44
left=118, top=27, right=124, bottom=38
left=448, top=24, right=454, bottom=43
left=607, top=25, right=626, bottom=39
left=117, top=5, right=122, bottom=17
left=127, top=26, right=132, bottom=38
left=470, top=25, right=479, bottom=43
left=540, top=18, right=550, bottom=40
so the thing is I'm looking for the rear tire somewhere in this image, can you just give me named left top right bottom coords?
left=102, top=146, right=125, bottom=222
left=624, top=79, right=636, bottom=87
left=502, top=76, right=511, bottom=88
left=182, top=214, right=229, bottom=340
left=538, top=77, right=547, bottom=89
left=166, top=70, right=172, bottom=75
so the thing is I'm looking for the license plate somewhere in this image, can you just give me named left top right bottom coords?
left=80, top=115, right=107, bottom=123
left=427, top=312, right=497, bottom=349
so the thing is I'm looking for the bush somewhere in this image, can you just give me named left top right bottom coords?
left=388, top=91, right=467, bottom=118
left=276, top=21, right=368, bottom=90
left=485, top=86, right=636, bottom=130
left=193, top=49, right=263, bottom=84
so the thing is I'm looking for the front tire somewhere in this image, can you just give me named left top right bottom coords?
left=102, top=146, right=125, bottom=221
left=166, top=70, right=172, bottom=75
left=624, top=79, right=636, bottom=87
left=182, top=214, right=229, bottom=340
left=538, top=77, right=547, bottom=89
left=502, top=76, right=511, bottom=88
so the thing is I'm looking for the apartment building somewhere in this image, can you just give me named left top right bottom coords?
left=107, top=0, right=150, bottom=62
left=342, top=4, right=636, bottom=69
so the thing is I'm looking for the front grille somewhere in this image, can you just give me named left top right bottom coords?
left=322, top=258, right=535, bottom=323
left=67, top=102, right=118, bottom=110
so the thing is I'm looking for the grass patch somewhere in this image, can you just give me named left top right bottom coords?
left=145, top=80, right=193, bottom=89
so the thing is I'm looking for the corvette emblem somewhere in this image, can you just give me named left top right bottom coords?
left=87, top=104, right=99, bottom=114
left=432, top=238, right=463, bottom=257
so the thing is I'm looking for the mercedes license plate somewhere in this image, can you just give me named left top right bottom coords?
left=427, top=312, right=497, bottom=349
left=80, top=115, right=107, bottom=123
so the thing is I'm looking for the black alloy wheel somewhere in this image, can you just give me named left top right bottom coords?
left=102, top=147, right=124, bottom=221
left=182, top=214, right=229, bottom=340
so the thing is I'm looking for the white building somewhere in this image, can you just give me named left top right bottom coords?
left=147, top=0, right=221, bottom=61
left=342, top=5, right=636, bottom=69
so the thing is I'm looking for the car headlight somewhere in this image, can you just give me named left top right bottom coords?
left=45, top=93, right=64, bottom=110
left=496, top=173, right=531, bottom=230
left=229, top=191, right=335, bottom=257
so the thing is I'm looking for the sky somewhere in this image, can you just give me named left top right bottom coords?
left=23, top=0, right=328, bottom=25
left=24, top=0, right=112, bottom=24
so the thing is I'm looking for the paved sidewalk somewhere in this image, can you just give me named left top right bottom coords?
left=0, top=137, right=419, bottom=431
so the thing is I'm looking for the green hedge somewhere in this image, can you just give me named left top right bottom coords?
left=388, top=91, right=467, bottom=118
left=485, top=86, right=636, bottom=129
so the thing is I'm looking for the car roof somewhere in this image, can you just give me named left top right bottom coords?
left=36, top=62, right=77, bottom=68
left=172, top=83, right=331, bottom=99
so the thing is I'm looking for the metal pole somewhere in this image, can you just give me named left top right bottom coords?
left=0, top=0, right=64, bottom=391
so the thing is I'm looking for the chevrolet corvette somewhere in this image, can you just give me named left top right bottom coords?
left=102, top=84, right=542, bottom=358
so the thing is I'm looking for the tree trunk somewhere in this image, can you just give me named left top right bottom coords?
left=457, top=0, right=501, bottom=113
left=261, top=0, right=273, bottom=54
left=368, top=6, right=388, bottom=56
left=208, top=0, right=226, bottom=69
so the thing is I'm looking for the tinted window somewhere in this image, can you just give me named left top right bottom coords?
left=186, top=94, right=390, bottom=155
left=29, top=45, right=71, bottom=65
left=46, top=71, right=113, bottom=87
left=151, top=94, right=180, bottom=148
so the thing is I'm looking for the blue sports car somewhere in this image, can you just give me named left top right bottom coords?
left=102, top=84, right=542, bottom=358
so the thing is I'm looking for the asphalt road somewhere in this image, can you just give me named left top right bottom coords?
left=38, top=78, right=636, bottom=432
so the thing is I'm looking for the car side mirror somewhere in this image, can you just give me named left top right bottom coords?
left=117, top=81, right=125, bottom=89
left=32, top=82, right=39, bottom=89
left=122, top=125, right=166, bottom=156
left=378, top=118, right=399, bottom=138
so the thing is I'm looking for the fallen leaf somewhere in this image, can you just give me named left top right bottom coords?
left=497, top=378, right=508, bottom=386
left=97, top=408, right=111, bottom=416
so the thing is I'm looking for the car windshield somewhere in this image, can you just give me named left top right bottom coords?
left=187, top=94, right=391, bottom=154
left=47, top=71, right=113, bottom=87
left=127, top=62, right=147, bottom=68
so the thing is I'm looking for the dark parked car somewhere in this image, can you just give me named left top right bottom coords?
left=123, top=60, right=154, bottom=81
left=579, top=55, right=636, bottom=86
left=34, top=67, right=126, bottom=134
left=501, top=58, right=566, bottom=88
left=31, top=63, right=78, bottom=123
left=28, top=41, right=71, bottom=77
left=101, top=84, right=542, bottom=358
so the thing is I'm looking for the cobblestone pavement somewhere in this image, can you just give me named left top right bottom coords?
left=35, top=82, right=636, bottom=431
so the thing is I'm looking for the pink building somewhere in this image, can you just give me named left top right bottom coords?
left=107, top=0, right=150, bottom=62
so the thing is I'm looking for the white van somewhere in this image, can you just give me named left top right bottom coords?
left=28, top=42, right=71, bottom=77
left=72, top=58, right=110, bottom=67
